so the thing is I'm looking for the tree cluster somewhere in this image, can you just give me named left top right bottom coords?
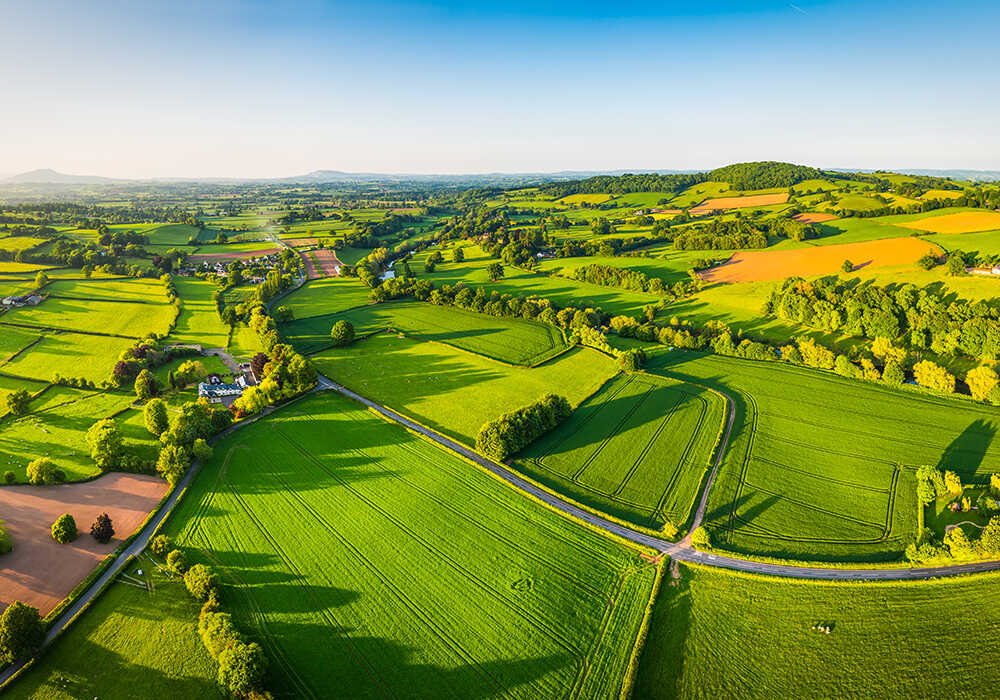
left=475, top=394, right=572, bottom=461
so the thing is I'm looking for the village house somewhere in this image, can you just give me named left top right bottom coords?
left=197, top=374, right=248, bottom=405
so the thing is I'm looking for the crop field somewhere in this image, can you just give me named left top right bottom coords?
left=146, top=222, right=205, bottom=245
left=700, top=237, right=939, bottom=284
left=635, top=564, right=1000, bottom=699
left=1, top=331, right=135, bottom=383
left=557, top=193, right=612, bottom=205
left=310, top=333, right=617, bottom=445
left=1, top=292, right=175, bottom=339
left=899, top=210, right=1000, bottom=234
left=303, top=247, right=342, bottom=279
left=0, top=262, right=55, bottom=274
left=689, top=193, right=788, bottom=215
left=43, top=277, right=168, bottom=303
left=167, top=391, right=658, bottom=699
left=280, top=276, right=372, bottom=319
left=921, top=188, right=965, bottom=200
left=650, top=350, right=1000, bottom=561
left=791, top=212, right=838, bottom=223
left=0, top=237, right=46, bottom=252
left=170, top=276, right=230, bottom=348
left=516, top=373, right=725, bottom=531
left=283, top=300, right=570, bottom=366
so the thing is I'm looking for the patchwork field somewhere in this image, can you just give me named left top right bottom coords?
left=690, top=193, right=788, bottom=215
left=516, top=373, right=725, bottom=531
left=0, top=237, right=46, bottom=253
left=0, top=473, right=166, bottom=615
left=284, top=301, right=570, bottom=366
left=303, top=247, right=342, bottom=279
left=168, top=391, right=658, bottom=699
left=700, top=237, right=939, bottom=284
left=635, top=564, right=1000, bottom=699
left=310, top=333, right=617, bottom=445
left=652, top=350, right=1000, bottom=561
left=281, top=276, right=372, bottom=319
left=898, top=210, right=1000, bottom=234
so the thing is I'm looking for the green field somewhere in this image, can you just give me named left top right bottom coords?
left=310, top=332, right=617, bottom=445
left=170, top=276, right=230, bottom=348
left=167, top=391, right=657, bottom=699
left=650, top=350, right=1000, bottom=562
left=517, top=373, right=725, bottom=531
left=635, top=563, right=1000, bottom=699
left=2, top=293, right=174, bottom=339
left=4, top=565, right=222, bottom=699
left=283, top=300, right=570, bottom=366
left=280, top=276, right=373, bottom=319
left=44, top=277, right=169, bottom=303
left=1, top=332, right=136, bottom=383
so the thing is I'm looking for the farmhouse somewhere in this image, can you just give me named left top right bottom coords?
left=198, top=374, right=248, bottom=404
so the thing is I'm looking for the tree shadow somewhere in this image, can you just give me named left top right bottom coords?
left=937, top=418, right=998, bottom=477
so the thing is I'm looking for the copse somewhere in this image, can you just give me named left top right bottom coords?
left=475, top=394, right=572, bottom=461
left=330, top=319, right=355, bottom=347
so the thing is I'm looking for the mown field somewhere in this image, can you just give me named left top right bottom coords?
left=280, top=276, right=373, bottom=319
left=4, top=565, right=222, bottom=699
left=283, top=300, right=570, bottom=366
left=651, top=350, right=1000, bottom=562
left=168, top=391, right=658, bottom=699
left=517, top=373, right=725, bottom=531
left=170, top=276, right=230, bottom=348
left=310, top=332, right=617, bottom=445
left=635, top=563, right=1000, bottom=699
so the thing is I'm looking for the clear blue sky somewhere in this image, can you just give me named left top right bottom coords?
left=2, top=0, right=997, bottom=178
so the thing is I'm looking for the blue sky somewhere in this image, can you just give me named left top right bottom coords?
left=1, top=0, right=998, bottom=177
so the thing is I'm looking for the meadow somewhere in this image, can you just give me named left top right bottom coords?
left=516, top=373, right=725, bottom=531
left=310, top=332, right=617, bottom=445
left=168, top=391, right=658, bottom=699
left=2, top=292, right=174, bottom=339
left=283, top=300, right=570, bottom=366
left=650, top=350, right=1000, bottom=562
left=635, top=563, right=1000, bottom=699
left=170, top=276, right=230, bottom=348
left=280, top=276, right=373, bottom=319
left=1, top=332, right=136, bottom=383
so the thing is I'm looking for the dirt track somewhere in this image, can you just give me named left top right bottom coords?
left=700, top=237, right=939, bottom=284
left=0, top=473, right=166, bottom=615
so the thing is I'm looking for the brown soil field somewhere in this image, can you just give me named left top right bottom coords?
left=898, top=211, right=1000, bottom=234
left=282, top=237, right=319, bottom=248
left=700, top=237, right=940, bottom=284
left=189, top=248, right=280, bottom=262
left=793, top=212, right=839, bottom=224
left=0, top=473, right=166, bottom=615
left=690, top=193, right=789, bottom=215
left=304, top=248, right=342, bottom=280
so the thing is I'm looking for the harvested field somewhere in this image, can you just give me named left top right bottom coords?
left=282, top=237, right=318, bottom=248
left=792, top=212, right=838, bottom=224
left=898, top=211, right=1000, bottom=234
left=189, top=247, right=280, bottom=262
left=690, top=193, right=788, bottom=215
left=0, top=473, right=167, bottom=615
left=700, top=237, right=939, bottom=284
left=303, top=247, right=342, bottom=279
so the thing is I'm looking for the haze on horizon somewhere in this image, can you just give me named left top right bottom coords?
left=2, top=0, right=998, bottom=179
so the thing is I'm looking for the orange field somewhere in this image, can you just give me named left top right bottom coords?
left=793, top=212, right=838, bottom=223
left=700, top=237, right=940, bottom=284
left=690, top=192, right=789, bottom=215
left=898, top=211, right=1000, bottom=234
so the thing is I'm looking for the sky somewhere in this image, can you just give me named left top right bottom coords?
left=1, top=0, right=998, bottom=178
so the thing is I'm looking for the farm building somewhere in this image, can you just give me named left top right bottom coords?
left=1, top=294, right=42, bottom=308
left=198, top=375, right=248, bottom=404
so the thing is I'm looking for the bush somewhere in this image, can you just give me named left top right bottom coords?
left=3, top=471, right=14, bottom=485
left=51, top=513, right=77, bottom=544
left=0, top=601, right=44, bottom=663
left=882, top=360, right=905, bottom=386
left=329, top=320, right=355, bottom=347
left=475, top=394, right=572, bottom=461
left=167, top=549, right=188, bottom=575
left=90, top=512, right=115, bottom=544
left=0, top=520, right=13, bottom=554
left=25, top=457, right=57, bottom=485
left=185, top=563, right=218, bottom=601
left=690, top=526, right=711, bottom=550
left=150, top=534, right=172, bottom=558
left=218, top=641, right=268, bottom=697
left=198, top=610, right=241, bottom=659
left=618, top=349, right=645, bottom=372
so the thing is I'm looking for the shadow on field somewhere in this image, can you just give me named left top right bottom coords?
left=937, top=419, right=997, bottom=476
left=633, top=564, right=692, bottom=699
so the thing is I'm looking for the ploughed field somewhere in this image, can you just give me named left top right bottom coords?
left=168, top=391, right=657, bottom=699
left=283, top=300, right=570, bottom=366
left=898, top=210, right=1000, bottom=234
left=516, top=373, right=725, bottom=531
left=689, top=193, right=789, bottom=215
left=650, top=351, right=1000, bottom=562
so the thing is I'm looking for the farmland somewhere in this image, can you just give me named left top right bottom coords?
left=689, top=192, right=789, bottom=215
left=167, top=391, right=658, bottom=699
left=898, top=210, right=1000, bottom=234
left=280, top=276, right=373, bottom=319
left=517, top=373, right=725, bottom=531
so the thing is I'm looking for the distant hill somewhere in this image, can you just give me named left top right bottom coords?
left=3, top=168, right=121, bottom=184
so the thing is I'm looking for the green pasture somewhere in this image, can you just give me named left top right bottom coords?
left=191, top=241, right=279, bottom=256
left=924, top=228, right=1000, bottom=256
left=0, top=325, right=41, bottom=361
left=168, top=390, right=657, bottom=699
left=310, top=332, right=617, bottom=445
left=43, top=277, right=169, bottom=303
left=4, top=565, right=222, bottom=700
left=536, top=253, right=714, bottom=286
left=635, top=564, right=1000, bottom=699
left=147, top=223, right=209, bottom=245
left=0, top=374, right=46, bottom=417
left=1, top=332, right=136, bottom=383
left=279, top=276, right=372, bottom=319
left=1, top=293, right=174, bottom=339
left=0, top=237, right=46, bottom=252
left=283, top=300, right=569, bottom=366
left=228, top=323, right=264, bottom=358
left=517, top=373, right=725, bottom=531
left=0, top=262, right=57, bottom=274
left=650, top=350, right=1000, bottom=562
left=170, top=276, right=230, bottom=348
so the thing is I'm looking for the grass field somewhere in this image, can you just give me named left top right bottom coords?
left=4, top=565, right=223, bottom=699
left=280, top=276, right=372, bottom=319
left=0, top=237, right=47, bottom=253
left=170, top=276, right=230, bottom=348
left=147, top=223, right=206, bottom=245
left=2, top=294, right=174, bottom=339
left=0, top=262, right=56, bottom=274
left=167, top=391, right=658, bottom=699
left=516, top=373, right=725, bottom=531
left=283, top=300, right=570, bottom=366
left=44, top=277, right=168, bottom=303
left=310, top=332, right=617, bottom=445
left=650, top=350, right=1000, bottom=561
left=228, top=323, right=264, bottom=358
left=1, top=332, right=136, bottom=383
left=635, top=563, right=1000, bottom=699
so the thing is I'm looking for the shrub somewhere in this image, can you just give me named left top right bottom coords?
left=167, top=549, right=188, bottom=575
left=150, top=534, right=172, bottom=558
left=198, top=610, right=242, bottom=659
left=3, top=471, right=14, bottom=485
left=185, top=563, right=218, bottom=601
left=475, top=394, right=572, bottom=461
left=618, top=349, right=645, bottom=372
left=51, top=514, right=77, bottom=544
left=690, top=526, right=711, bottom=550
left=218, top=641, right=268, bottom=697
left=882, top=360, right=905, bottom=386
left=0, top=520, right=13, bottom=554
left=90, top=512, right=115, bottom=544
left=0, top=601, right=44, bottom=663
left=25, top=457, right=57, bottom=485
left=329, top=320, right=355, bottom=347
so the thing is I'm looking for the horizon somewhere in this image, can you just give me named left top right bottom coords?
left=4, top=0, right=1000, bottom=178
